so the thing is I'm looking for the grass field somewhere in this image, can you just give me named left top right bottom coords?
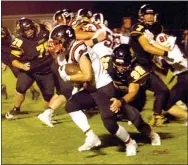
left=2, top=68, right=188, bottom=164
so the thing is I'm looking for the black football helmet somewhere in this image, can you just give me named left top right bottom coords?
left=1, top=26, right=10, bottom=39
left=16, top=17, right=37, bottom=39
left=48, top=25, right=76, bottom=57
left=53, top=9, right=75, bottom=26
left=138, top=4, right=156, bottom=25
left=113, top=44, right=134, bottom=69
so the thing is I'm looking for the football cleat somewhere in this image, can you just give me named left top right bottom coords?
left=128, top=121, right=133, bottom=126
left=38, top=112, right=54, bottom=127
left=5, top=107, right=20, bottom=120
left=149, top=114, right=168, bottom=127
left=78, top=134, right=101, bottom=152
left=150, top=131, right=161, bottom=146
left=126, top=139, right=138, bottom=156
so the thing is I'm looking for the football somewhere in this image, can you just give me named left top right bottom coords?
left=65, top=63, right=81, bottom=75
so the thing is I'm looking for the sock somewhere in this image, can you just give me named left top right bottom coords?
left=115, top=125, right=130, bottom=143
left=85, top=129, right=95, bottom=137
left=13, top=106, right=20, bottom=111
left=44, top=108, right=54, bottom=116
left=69, top=110, right=90, bottom=132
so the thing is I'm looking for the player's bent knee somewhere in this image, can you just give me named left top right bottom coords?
left=16, top=86, right=27, bottom=94
left=65, top=101, right=79, bottom=113
left=102, top=117, right=119, bottom=135
left=43, top=93, right=53, bottom=102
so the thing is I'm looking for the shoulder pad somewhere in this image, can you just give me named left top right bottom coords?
left=130, top=23, right=146, bottom=36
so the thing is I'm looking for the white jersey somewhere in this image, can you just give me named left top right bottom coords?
left=113, top=33, right=130, bottom=49
left=155, top=33, right=188, bottom=75
left=91, top=24, right=114, bottom=58
left=57, top=40, right=112, bottom=89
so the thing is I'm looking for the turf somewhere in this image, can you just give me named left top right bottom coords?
left=2, top=68, right=188, bottom=164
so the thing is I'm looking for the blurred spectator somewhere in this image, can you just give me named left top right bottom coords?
left=112, top=28, right=121, bottom=33
left=121, top=17, right=132, bottom=36
left=182, top=29, right=188, bottom=56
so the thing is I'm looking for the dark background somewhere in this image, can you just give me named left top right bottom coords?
left=2, top=1, right=188, bottom=30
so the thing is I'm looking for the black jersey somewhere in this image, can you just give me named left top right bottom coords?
left=1, top=26, right=12, bottom=65
left=112, top=62, right=150, bottom=90
left=129, top=23, right=154, bottom=70
left=129, top=22, right=163, bottom=71
left=10, top=24, right=53, bottom=73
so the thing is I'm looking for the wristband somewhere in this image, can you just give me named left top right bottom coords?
left=120, top=98, right=127, bottom=106
left=92, top=38, right=99, bottom=45
left=164, top=51, right=168, bottom=57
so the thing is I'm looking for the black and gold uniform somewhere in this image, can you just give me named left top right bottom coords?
left=112, top=60, right=149, bottom=110
left=1, top=26, right=12, bottom=65
left=1, top=26, right=21, bottom=77
left=130, top=23, right=156, bottom=70
left=111, top=44, right=152, bottom=137
left=10, top=19, right=54, bottom=102
left=129, top=21, right=169, bottom=120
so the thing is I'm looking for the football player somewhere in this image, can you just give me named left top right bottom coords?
left=144, top=32, right=188, bottom=124
left=52, top=9, right=106, bottom=46
left=49, top=25, right=138, bottom=156
left=37, top=10, right=106, bottom=127
left=75, top=12, right=115, bottom=76
left=5, top=18, right=54, bottom=119
left=53, top=9, right=75, bottom=26
left=1, top=26, right=40, bottom=100
left=129, top=4, right=177, bottom=126
left=110, top=44, right=161, bottom=144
